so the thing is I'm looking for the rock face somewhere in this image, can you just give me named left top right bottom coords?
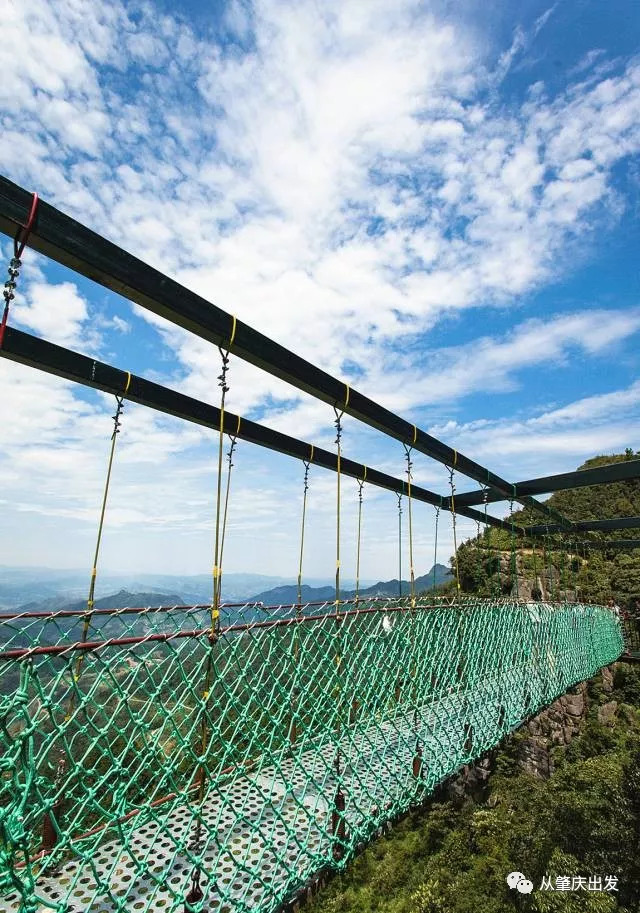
left=447, top=665, right=620, bottom=795
left=597, top=700, right=618, bottom=724
left=517, top=681, right=588, bottom=778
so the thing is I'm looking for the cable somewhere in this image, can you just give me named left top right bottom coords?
left=403, top=429, right=417, bottom=608
left=355, top=468, right=366, bottom=602
left=448, top=454, right=461, bottom=596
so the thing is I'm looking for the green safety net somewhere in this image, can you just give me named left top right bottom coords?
left=0, top=596, right=624, bottom=913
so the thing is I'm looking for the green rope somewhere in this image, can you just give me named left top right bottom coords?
left=0, top=596, right=623, bottom=913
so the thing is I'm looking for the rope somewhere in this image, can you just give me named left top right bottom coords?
left=333, top=388, right=348, bottom=607
left=212, top=347, right=231, bottom=632
left=331, top=386, right=349, bottom=860
left=475, top=520, right=482, bottom=593
left=218, top=426, right=240, bottom=590
left=403, top=440, right=416, bottom=608
left=448, top=454, right=461, bottom=596
left=432, top=506, right=440, bottom=592
left=509, top=496, right=519, bottom=598
left=296, top=450, right=313, bottom=607
left=354, top=468, right=366, bottom=602
left=559, top=539, right=567, bottom=603
left=396, top=493, right=403, bottom=597
left=186, top=344, right=233, bottom=903
left=482, top=487, right=497, bottom=596
left=532, top=536, right=540, bottom=599
left=42, top=375, right=131, bottom=854
left=291, top=447, right=313, bottom=746
left=0, top=597, right=624, bottom=911
left=77, top=374, right=131, bottom=684
left=0, top=192, right=38, bottom=350
left=545, top=530, right=554, bottom=600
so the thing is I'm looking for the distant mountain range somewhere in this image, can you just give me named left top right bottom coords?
left=0, top=568, right=298, bottom=609
left=17, top=590, right=186, bottom=613
left=0, top=567, right=375, bottom=614
left=249, top=564, right=452, bottom=604
left=1, top=567, right=452, bottom=652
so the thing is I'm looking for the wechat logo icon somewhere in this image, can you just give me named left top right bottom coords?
left=507, top=872, right=534, bottom=894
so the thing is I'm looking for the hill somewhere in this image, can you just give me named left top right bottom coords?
left=250, top=564, right=452, bottom=605
left=18, top=589, right=187, bottom=613
left=309, top=662, right=640, bottom=913
left=451, top=451, right=640, bottom=606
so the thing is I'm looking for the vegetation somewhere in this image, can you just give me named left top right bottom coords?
left=308, top=452, right=640, bottom=913
left=447, top=452, right=640, bottom=607
left=308, top=665, right=640, bottom=913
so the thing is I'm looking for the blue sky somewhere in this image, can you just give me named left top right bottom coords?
left=0, top=0, right=638, bottom=585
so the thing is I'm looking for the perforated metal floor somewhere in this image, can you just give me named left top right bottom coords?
left=5, top=671, right=529, bottom=913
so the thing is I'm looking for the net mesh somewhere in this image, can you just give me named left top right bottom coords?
left=0, top=596, right=624, bottom=913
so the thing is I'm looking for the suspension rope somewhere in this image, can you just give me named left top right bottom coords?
left=396, top=493, right=403, bottom=597
left=475, top=519, right=482, bottom=593
left=482, top=487, right=497, bottom=596
left=448, top=453, right=461, bottom=596
left=291, top=445, right=313, bottom=747
left=296, top=448, right=313, bottom=607
left=559, top=536, right=567, bottom=602
left=333, top=384, right=349, bottom=608
left=432, top=505, right=440, bottom=592
left=186, top=342, right=233, bottom=907
left=545, top=529, right=554, bottom=600
left=218, top=421, right=240, bottom=591
left=354, top=467, right=366, bottom=602
left=331, top=386, right=349, bottom=861
left=509, top=495, right=519, bottom=598
left=403, top=427, right=417, bottom=607
left=43, top=373, right=131, bottom=854
left=80, top=375, right=131, bottom=655
left=212, top=345, right=231, bottom=634
left=0, top=192, right=38, bottom=350
left=532, top=535, right=540, bottom=599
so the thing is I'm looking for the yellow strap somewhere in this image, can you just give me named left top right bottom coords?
left=213, top=566, right=220, bottom=579
left=344, top=383, right=350, bottom=408
left=229, top=315, right=237, bottom=347
left=412, top=424, right=417, bottom=445
left=123, top=371, right=131, bottom=395
left=453, top=448, right=458, bottom=468
left=236, top=415, right=241, bottom=436
left=363, top=465, right=367, bottom=482
left=309, top=444, right=314, bottom=462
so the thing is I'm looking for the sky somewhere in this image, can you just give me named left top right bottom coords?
left=0, top=0, right=639, bottom=587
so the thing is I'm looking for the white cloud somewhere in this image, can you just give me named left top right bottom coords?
left=12, top=281, right=90, bottom=347
left=1, top=0, right=639, bottom=578
left=430, top=378, right=640, bottom=492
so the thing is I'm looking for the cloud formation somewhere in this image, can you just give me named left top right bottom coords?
left=0, top=0, right=638, bottom=579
